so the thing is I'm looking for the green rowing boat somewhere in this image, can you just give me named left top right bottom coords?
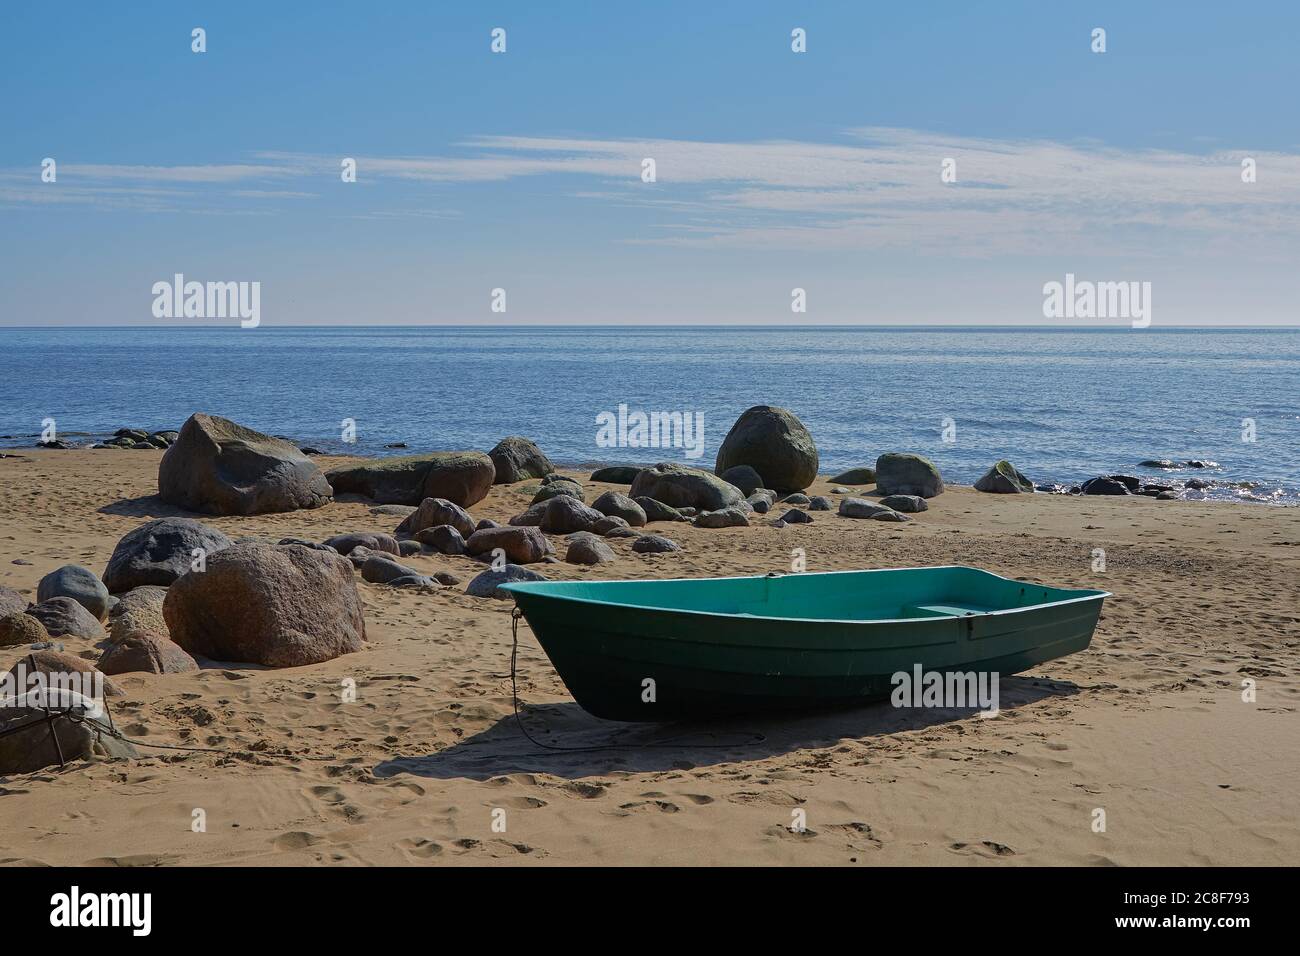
left=502, top=566, right=1108, bottom=721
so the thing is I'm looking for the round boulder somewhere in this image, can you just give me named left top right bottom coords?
left=414, top=525, right=467, bottom=556
left=0, top=585, right=28, bottom=618
left=714, top=406, right=819, bottom=492
left=489, top=437, right=554, bottom=484
left=632, top=535, right=680, bottom=554
left=0, top=613, right=49, bottom=648
left=25, top=597, right=106, bottom=641
left=465, top=564, right=548, bottom=599
left=973, top=460, right=1034, bottom=494
left=874, top=453, right=945, bottom=498
left=163, top=543, right=366, bottom=667
left=591, top=491, right=647, bottom=527
left=103, top=517, right=233, bottom=593
left=108, top=585, right=169, bottom=644
left=396, top=497, right=477, bottom=539
left=465, top=526, right=553, bottom=564
left=36, top=565, right=110, bottom=622
left=98, top=629, right=198, bottom=675
left=565, top=533, right=616, bottom=565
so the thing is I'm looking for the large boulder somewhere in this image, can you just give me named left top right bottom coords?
left=630, top=463, right=745, bottom=512
left=107, top=586, right=169, bottom=644
left=465, top=526, right=552, bottom=564
left=25, top=598, right=105, bottom=641
left=163, top=543, right=365, bottom=667
left=159, top=413, right=332, bottom=515
left=0, top=688, right=135, bottom=774
left=395, top=498, right=476, bottom=539
left=489, top=437, right=554, bottom=484
left=973, top=460, right=1034, bottom=494
left=591, top=491, right=647, bottom=527
left=714, top=406, right=819, bottom=493
left=36, top=565, right=111, bottom=622
left=326, top=451, right=494, bottom=507
left=539, top=496, right=605, bottom=534
left=0, top=585, right=28, bottom=618
left=98, top=630, right=198, bottom=675
left=103, top=518, right=234, bottom=593
left=874, top=453, right=945, bottom=498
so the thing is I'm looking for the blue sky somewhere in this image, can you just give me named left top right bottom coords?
left=2, top=1, right=1298, bottom=325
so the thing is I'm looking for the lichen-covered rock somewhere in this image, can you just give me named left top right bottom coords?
left=973, top=460, right=1034, bottom=494
left=0, top=613, right=49, bottom=648
left=630, top=463, right=745, bottom=512
left=103, top=517, right=233, bottom=592
left=489, top=436, right=554, bottom=484
left=0, top=585, right=27, bottom=618
left=714, top=406, right=819, bottom=492
left=163, top=543, right=365, bottom=667
left=874, top=453, right=944, bottom=498
left=107, top=585, right=169, bottom=644
left=326, top=451, right=494, bottom=507
left=159, top=413, right=332, bottom=515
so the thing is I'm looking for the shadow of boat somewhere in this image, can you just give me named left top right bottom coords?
left=373, top=676, right=1079, bottom=782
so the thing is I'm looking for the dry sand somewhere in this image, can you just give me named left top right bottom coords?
left=0, top=449, right=1296, bottom=866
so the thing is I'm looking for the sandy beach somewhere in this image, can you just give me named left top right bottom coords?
left=0, top=447, right=1295, bottom=866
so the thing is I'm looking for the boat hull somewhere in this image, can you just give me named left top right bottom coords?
left=504, top=567, right=1107, bottom=722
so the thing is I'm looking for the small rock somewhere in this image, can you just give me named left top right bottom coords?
left=361, top=555, right=421, bottom=584
left=0, top=613, right=50, bottom=648
left=37, top=565, right=111, bottom=622
left=322, top=532, right=401, bottom=556
left=634, top=497, right=687, bottom=523
left=565, top=534, right=616, bottom=565
left=414, top=525, right=468, bottom=556
left=829, top=468, right=876, bottom=485
left=98, top=629, right=198, bottom=675
left=465, top=564, right=548, bottom=599
left=591, top=491, right=647, bottom=526
left=807, top=496, right=833, bottom=511
left=693, top=507, right=750, bottom=528
left=631, top=535, right=680, bottom=554
left=780, top=509, right=813, bottom=523
left=589, top=466, right=641, bottom=484
left=465, top=526, right=553, bottom=564
left=25, top=598, right=106, bottom=641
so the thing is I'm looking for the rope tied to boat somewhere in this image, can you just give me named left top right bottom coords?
left=508, top=604, right=765, bottom=753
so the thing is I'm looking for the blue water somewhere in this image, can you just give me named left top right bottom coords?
left=1, top=326, right=1297, bottom=504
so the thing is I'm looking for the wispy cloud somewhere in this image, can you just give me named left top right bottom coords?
left=6, top=129, right=1300, bottom=255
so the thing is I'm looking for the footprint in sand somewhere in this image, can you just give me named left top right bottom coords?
left=948, top=840, right=1016, bottom=858
left=273, top=831, right=323, bottom=851
left=493, top=795, right=548, bottom=810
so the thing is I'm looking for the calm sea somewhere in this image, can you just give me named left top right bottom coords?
left=1, top=326, right=1296, bottom=504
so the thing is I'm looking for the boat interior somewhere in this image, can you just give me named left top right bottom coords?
left=505, top=566, right=1107, bottom=622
